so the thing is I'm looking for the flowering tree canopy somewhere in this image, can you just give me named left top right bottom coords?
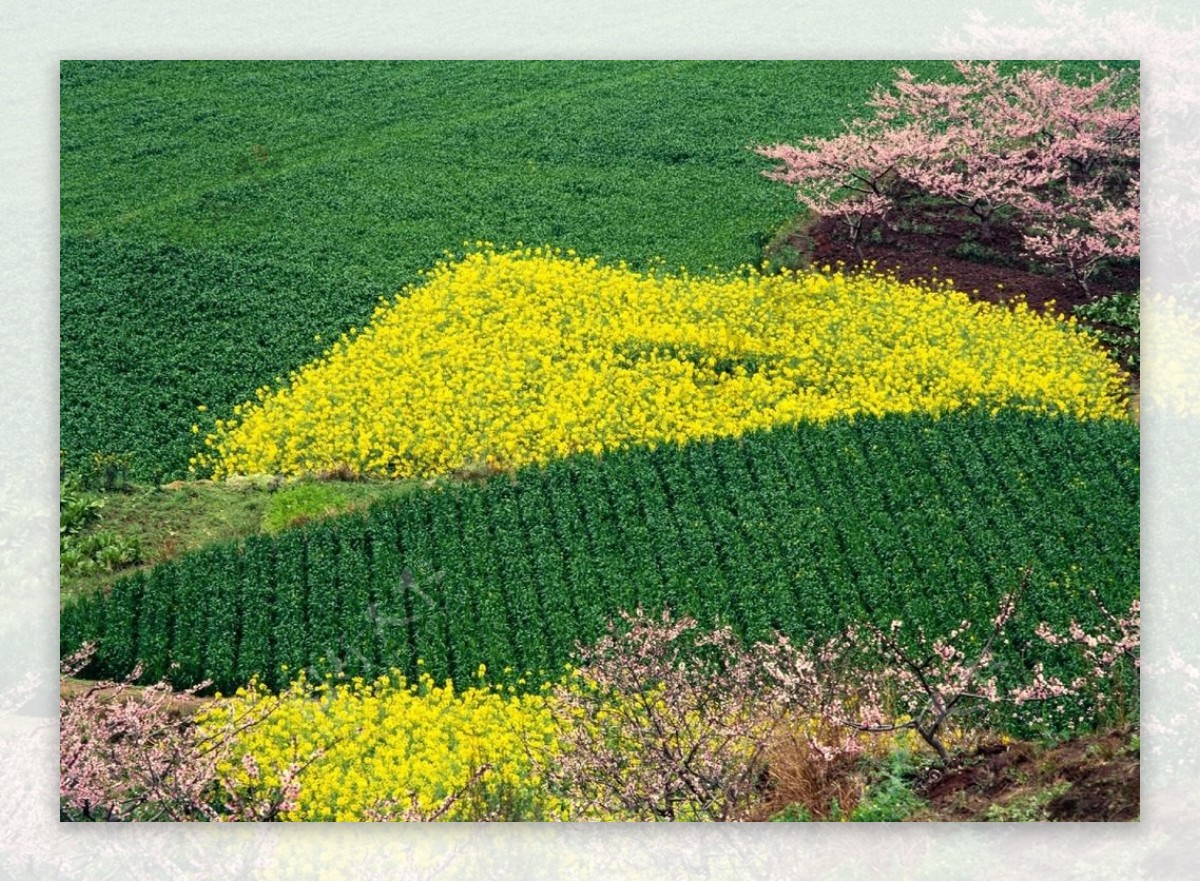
left=755, top=61, right=1140, bottom=295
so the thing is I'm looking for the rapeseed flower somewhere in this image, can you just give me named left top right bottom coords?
left=196, top=245, right=1129, bottom=479
left=197, top=669, right=567, bottom=822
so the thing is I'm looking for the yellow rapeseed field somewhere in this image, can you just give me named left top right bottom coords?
left=198, top=667, right=568, bottom=822
left=194, top=245, right=1129, bottom=479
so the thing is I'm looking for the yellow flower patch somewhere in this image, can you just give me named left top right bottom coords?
left=195, top=245, right=1129, bottom=479
left=197, top=669, right=566, bottom=822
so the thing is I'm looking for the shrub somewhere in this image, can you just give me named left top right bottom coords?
left=261, top=482, right=350, bottom=533
left=1075, top=291, right=1140, bottom=371
left=60, top=474, right=103, bottom=538
left=59, top=473, right=142, bottom=576
left=61, top=531, right=142, bottom=576
left=87, top=452, right=134, bottom=492
left=846, top=750, right=928, bottom=821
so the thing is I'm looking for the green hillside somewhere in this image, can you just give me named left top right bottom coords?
left=60, top=60, right=1128, bottom=481
left=62, top=410, right=1139, bottom=699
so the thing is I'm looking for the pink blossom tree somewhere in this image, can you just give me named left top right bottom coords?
left=754, top=60, right=1140, bottom=294
left=757, top=572, right=1030, bottom=764
left=543, top=607, right=791, bottom=821
left=754, top=126, right=953, bottom=258
left=939, top=2, right=1194, bottom=290
left=760, top=575, right=1139, bottom=761
left=545, top=579, right=1139, bottom=820
left=1024, top=177, right=1141, bottom=297
left=59, top=644, right=307, bottom=822
left=1015, top=592, right=1140, bottom=726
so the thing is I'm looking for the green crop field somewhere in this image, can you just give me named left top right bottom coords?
left=59, top=60, right=1141, bottom=823
left=60, top=59, right=1128, bottom=482
left=61, top=410, right=1139, bottom=698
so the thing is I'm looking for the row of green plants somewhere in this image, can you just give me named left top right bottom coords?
left=61, top=409, right=1139, bottom=700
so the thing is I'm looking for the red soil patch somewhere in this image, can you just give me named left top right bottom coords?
left=913, top=728, right=1139, bottom=821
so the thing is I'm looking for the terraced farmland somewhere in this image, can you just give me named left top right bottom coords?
left=60, top=60, right=1140, bottom=823
left=60, top=60, right=1131, bottom=482
left=61, top=409, right=1138, bottom=697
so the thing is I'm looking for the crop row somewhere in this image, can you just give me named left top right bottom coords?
left=61, top=410, right=1139, bottom=695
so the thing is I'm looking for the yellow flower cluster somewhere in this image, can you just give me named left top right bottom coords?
left=197, top=668, right=567, bottom=822
left=195, top=245, right=1130, bottom=479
